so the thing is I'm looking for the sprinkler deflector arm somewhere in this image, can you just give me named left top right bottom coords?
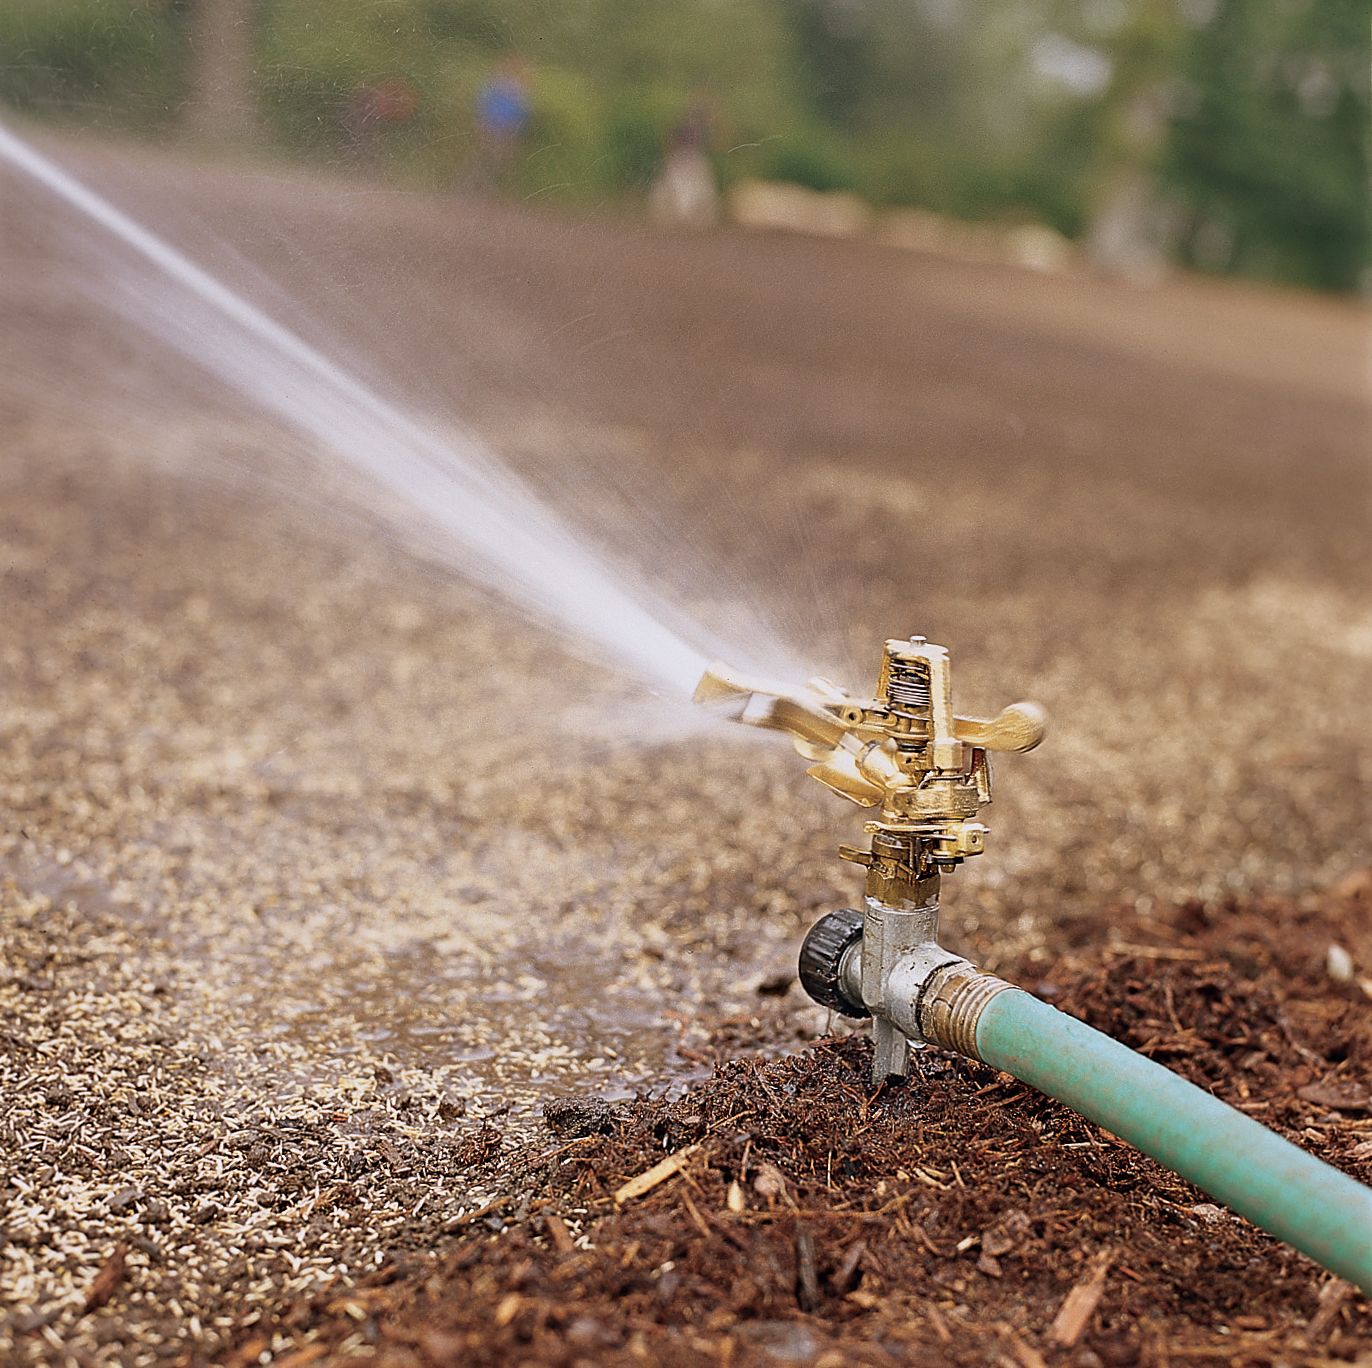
left=968, top=985, right=1372, bottom=1294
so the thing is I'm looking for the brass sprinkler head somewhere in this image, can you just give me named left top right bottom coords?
left=695, top=636, right=1044, bottom=874
left=695, top=637, right=1045, bottom=1081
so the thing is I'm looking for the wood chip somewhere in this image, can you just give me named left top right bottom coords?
left=795, top=1224, right=820, bottom=1312
left=997, top=1324, right=1050, bottom=1368
left=1306, top=1278, right=1352, bottom=1340
left=924, top=1301, right=952, bottom=1343
left=82, top=1242, right=128, bottom=1314
left=222, top=1336, right=271, bottom=1368
left=680, top=1190, right=713, bottom=1241
left=543, top=1214, right=575, bottom=1254
left=831, top=1238, right=866, bottom=1294
left=1107, top=943, right=1206, bottom=961
left=1296, top=1080, right=1370, bottom=1112
left=613, top=1144, right=700, bottom=1205
left=271, top=1346, right=330, bottom=1368
left=443, top=1195, right=513, bottom=1231
left=752, top=1161, right=789, bottom=1202
left=1332, top=868, right=1372, bottom=901
left=1049, top=1247, right=1113, bottom=1348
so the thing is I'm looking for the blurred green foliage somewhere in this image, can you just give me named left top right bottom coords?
left=0, top=0, right=183, bottom=129
left=1165, top=0, right=1369, bottom=291
left=0, top=0, right=1365, bottom=290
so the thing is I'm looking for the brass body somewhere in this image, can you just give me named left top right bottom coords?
left=695, top=636, right=1044, bottom=907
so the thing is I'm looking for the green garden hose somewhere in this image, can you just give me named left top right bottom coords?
left=971, top=986, right=1372, bottom=1293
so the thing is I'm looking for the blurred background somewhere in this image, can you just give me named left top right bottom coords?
left=2, top=0, right=1368, bottom=291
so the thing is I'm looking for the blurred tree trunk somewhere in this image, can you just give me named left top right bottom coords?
left=185, top=0, right=258, bottom=143
left=1083, top=3, right=1183, bottom=282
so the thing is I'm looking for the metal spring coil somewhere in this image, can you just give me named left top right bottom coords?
left=885, top=661, right=932, bottom=715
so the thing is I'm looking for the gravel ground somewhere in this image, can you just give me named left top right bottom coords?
left=0, top=134, right=1368, bottom=1363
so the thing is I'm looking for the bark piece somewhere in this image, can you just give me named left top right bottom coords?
left=613, top=1144, right=700, bottom=1205
left=1049, top=1247, right=1113, bottom=1348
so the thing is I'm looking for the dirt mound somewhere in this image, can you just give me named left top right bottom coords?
left=228, top=885, right=1372, bottom=1366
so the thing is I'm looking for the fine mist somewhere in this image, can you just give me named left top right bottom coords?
left=0, top=121, right=792, bottom=703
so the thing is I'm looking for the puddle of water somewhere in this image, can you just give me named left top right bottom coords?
left=10, top=845, right=714, bottom=1122
left=251, top=935, right=687, bottom=1082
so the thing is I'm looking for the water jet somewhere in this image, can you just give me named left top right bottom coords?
left=0, top=121, right=729, bottom=700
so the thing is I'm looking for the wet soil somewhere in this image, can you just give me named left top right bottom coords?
left=233, top=882, right=1372, bottom=1367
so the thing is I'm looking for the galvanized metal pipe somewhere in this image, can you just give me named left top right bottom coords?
left=919, top=968, right=1372, bottom=1293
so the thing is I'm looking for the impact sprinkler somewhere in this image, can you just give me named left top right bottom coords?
left=697, top=636, right=1044, bottom=1082
left=695, top=637, right=1372, bottom=1293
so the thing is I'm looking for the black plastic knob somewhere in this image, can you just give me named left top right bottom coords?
left=798, top=908, right=869, bottom=1018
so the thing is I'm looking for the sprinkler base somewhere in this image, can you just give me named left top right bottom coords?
left=800, top=890, right=1006, bottom=1083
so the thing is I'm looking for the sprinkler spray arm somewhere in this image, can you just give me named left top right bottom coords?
left=694, top=636, right=1372, bottom=1293
left=693, top=655, right=1045, bottom=773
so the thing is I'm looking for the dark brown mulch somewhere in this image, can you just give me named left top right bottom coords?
left=228, top=882, right=1372, bottom=1367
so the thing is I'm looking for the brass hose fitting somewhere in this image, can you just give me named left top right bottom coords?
left=918, top=963, right=1018, bottom=1063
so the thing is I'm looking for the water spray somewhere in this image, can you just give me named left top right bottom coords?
left=0, top=121, right=717, bottom=699
left=697, top=637, right=1372, bottom=1292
